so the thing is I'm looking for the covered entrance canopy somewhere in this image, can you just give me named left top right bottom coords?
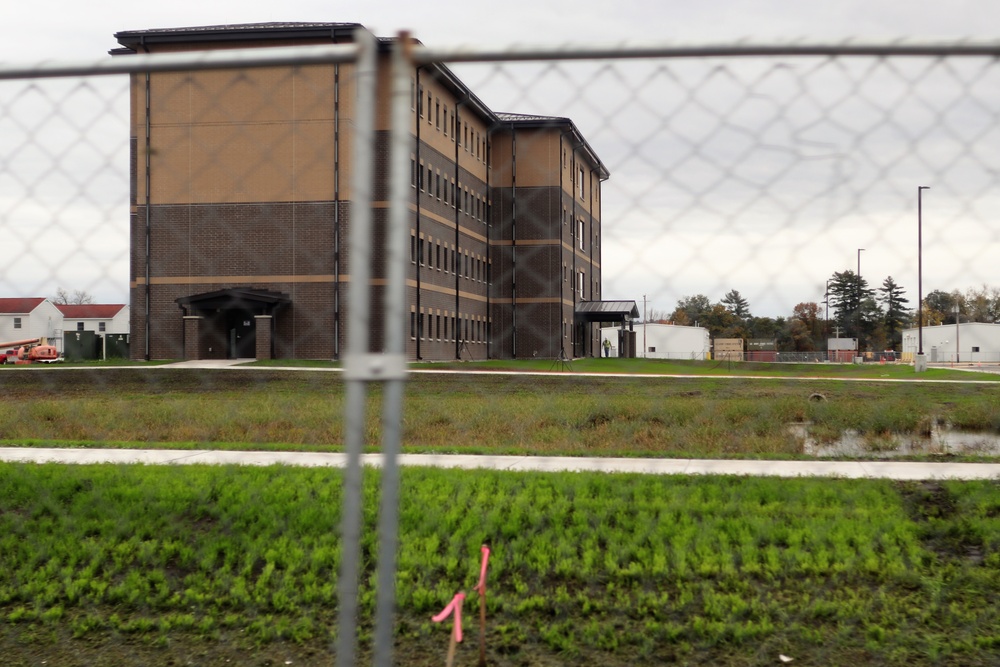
left=576, top=300, right=640, bottom=358
left=575, top=300, right=640, bottom=325
left=176, top=288, right=290, bottom=360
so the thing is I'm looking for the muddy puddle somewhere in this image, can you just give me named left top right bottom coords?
left=788, top=422, right=1000, bottom=458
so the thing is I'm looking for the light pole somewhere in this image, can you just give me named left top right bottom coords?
left=954, top=303, right=960, bottom=364
left=916, top=186, right=930, bottom=372
left=643, top=294, right=647, bottom=359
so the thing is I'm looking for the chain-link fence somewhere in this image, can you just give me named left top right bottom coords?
left=4, top=27, right=1000, bottom=665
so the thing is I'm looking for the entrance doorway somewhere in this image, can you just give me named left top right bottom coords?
left=226, top=311, right=256, bottom=359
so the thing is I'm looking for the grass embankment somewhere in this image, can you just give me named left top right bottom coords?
left=1, top=368, right=999, bottom=459
left=409, top=356, right=999, bottom=381
left=1, top=463, right=998, bottom=666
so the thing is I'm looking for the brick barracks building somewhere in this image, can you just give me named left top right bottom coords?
left=112, top=23, right=630, bottom=362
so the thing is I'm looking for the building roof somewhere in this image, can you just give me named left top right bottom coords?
left=114, top=22, right=363, bottom=50
left=575, top=300, right=640, bottom=322
left=55, top=304, right=127, bottom=319
left=177, top=288, right=291, bottom=314
left=0, top=297, right=46, bottom=314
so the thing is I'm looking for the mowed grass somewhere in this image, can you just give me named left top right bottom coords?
left=2, top=463, right=1000, bottom=666
left=1, top=367, right=1000, bottom=459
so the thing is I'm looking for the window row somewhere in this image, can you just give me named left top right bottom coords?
left=412, top=81, right=488, bottom=164
left=410, top=311, right=488, bottom=344
left=410, top=234, right=489, bottom=284
left=412, top=159, right=489, bottom=224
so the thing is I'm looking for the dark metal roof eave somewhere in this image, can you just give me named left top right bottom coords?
left=113, top=23, right=364, bottom=50
left=419, top=61, right=498, bottom=126
left=575, top=301, right=640, bottom=321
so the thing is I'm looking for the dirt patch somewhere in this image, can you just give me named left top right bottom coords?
left=897, top=481, right=984, bottom=565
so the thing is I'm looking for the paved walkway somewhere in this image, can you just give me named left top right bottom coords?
left=1, top=447, right=998, bottom=481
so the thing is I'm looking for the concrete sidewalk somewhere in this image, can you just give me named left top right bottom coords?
left=1, top=447, right=998, bottom=481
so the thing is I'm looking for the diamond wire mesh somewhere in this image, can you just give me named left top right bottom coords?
left=451, top=53, right=1000, bottom=332
left=4, top=42, right=1000, bottom=665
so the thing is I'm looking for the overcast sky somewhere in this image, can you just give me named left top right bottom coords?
left=3, top=1, right=1000, bottom=318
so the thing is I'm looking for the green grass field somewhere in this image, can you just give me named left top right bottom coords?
left=2, top=362, right=999, bottom=665
left=2, top=463, right=999, bottom=666
left=2, top=365, right=999, bottom=459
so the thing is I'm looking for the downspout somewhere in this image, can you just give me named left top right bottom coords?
left=141, top=37, right=152, bottom=361
left=558, top=130, right=571, bottom=358
left=589, top=166, right=598, bottom=358
left=333, top=64, right=341, bottom=359
left=570, top=144, right=578, bottom=358
left=510, top=125, right=517, bottom=358
left=485, top=128, right=492, bottom=359
left=415, top=67, right=423, bottom=360
left=454, top=100, right=463, bottom=360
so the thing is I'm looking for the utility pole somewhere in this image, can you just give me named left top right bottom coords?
left=642, top=294, right=647, bottom=359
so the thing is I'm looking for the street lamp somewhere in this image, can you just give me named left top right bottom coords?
left=954, top=303, right=961, bottom=364
left=916, top=186, right=930, bottom=372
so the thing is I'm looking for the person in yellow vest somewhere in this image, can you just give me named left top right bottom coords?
left=603, top=337, right=612, bottom=358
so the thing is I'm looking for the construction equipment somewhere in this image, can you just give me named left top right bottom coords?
left=0, top=338, right=60, bottom=364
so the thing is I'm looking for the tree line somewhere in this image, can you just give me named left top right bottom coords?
left=657, top=280, right=1000, bottom=353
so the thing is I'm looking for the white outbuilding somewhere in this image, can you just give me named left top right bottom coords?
left=901, top=322, right=1000, bottom=363
left=601, top=322, right=709, bottom=360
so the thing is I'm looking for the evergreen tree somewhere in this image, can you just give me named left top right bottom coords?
left=826, top=270, right=874, bottom=340
left=877, top=276, right=910, bottom=349
left=721, top=289, right=751, bottom=321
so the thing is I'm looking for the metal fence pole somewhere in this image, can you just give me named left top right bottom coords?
left=371, top=33, right=414, bottom=667
left=336, top=27, right=378, bottom=667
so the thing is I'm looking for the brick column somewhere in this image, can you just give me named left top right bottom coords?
left=254, top=315, right=273, bottom=360
left=182, top=316, right=203, bottom=361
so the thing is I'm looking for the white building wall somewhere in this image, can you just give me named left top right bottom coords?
left=901, top=322, right=1000, bottom=363
left=601, top=323, right=710, bottom=360
left=63, top=309, right=131, bottom=335
left=0, top=300, right=64, bottom=348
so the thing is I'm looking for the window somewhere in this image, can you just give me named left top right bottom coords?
left=973, top=346, right=981, bottom=352
left=649, top=347, right=657, bottom=353
left=419, top=313, right=425, bottom=339
left=411, top=158, right=417, bottom=187
left=77, top=322, right=85, bottom=332
left=410, top=234, right=417, bottom=263
left=427, top=166, right=432, bottom=192
left=436, top=243, right=441, bottom=270
left=578, top=220, right=585, bottom=250
left=418, top=238, right=424, bottom=265
left=436, top=315, right=441, bottom=339
left=427, top=93, right=432, bottom=123
left=444, top=316, right=449, bottom=340
left=99, top=322, right=106, bottom=332
left=417, top=85, right=423, bottom=116
left=435, top=99, right=440, bottom=129
left=577, top=271, right=585, bottom=298
left=435, top=172, right=441, bottom=199
left=13, top=317, right=21, bottom=329
left=410, top=312, right=416, bottom=338
left=579, top=167, right=586, bottom=198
